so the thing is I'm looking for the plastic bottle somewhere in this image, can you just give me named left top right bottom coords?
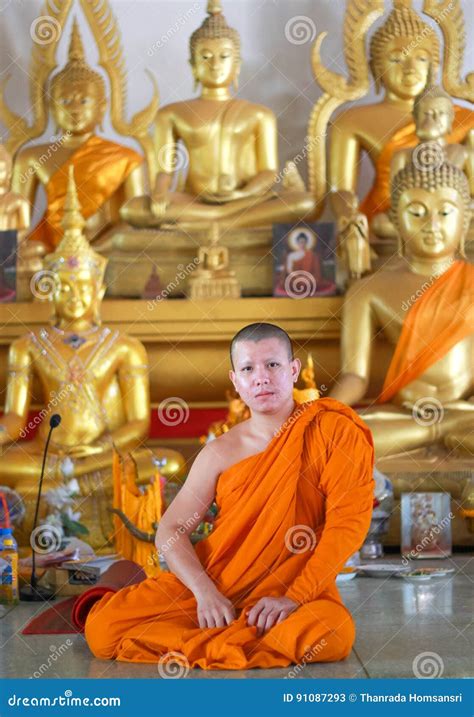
left=0, top=528, right=19, bottom=605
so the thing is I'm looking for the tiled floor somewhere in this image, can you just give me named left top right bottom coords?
left=0, top=556, right=472, bottom=679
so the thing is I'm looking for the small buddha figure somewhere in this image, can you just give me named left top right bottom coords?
left=330, top=157, right=474, bottom=458
left=188, top=223, right=241, bottom=298
left=121, top=0, right=315, bottom=231
left=0, top=145, right=29, bottom=300
left=13, top=19, right=144, bottom=255
left=0, top=168, right=184, bottom=542
left=328, top=2, right=474, bottom=236
left=372, top=84, right=473, bottom=239
left=333, top=192, right=372, bottom=281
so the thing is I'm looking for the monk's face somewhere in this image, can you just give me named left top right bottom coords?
left=229, top=338, right=300, bottom=413
left=398, top=187, right=465, bottom=259
left=380, top=38, right=431, bottom=100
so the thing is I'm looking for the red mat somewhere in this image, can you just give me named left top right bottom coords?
left=22, top=560, right=146, bottom=635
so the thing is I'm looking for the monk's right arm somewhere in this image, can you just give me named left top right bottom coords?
left=155, top=444, right=235, bottom=627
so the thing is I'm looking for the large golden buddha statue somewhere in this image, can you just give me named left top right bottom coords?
left=120, top=0, right=315, bottom=232
left=309, top=0, right=474, bottom=235
left=11, top=19, right=144, bottom=254
left=330, top=156, right=473, bottom=458
left=0, top=169, right=184, bottom=545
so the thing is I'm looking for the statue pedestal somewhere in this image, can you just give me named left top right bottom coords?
left=377, top=448, right=474, bottom=547
left=102, top=225, right=274, bottom=298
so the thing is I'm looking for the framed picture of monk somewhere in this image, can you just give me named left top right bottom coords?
left=272, top=223, right=337, bottom=298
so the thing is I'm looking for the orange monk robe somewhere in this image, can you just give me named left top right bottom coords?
left=378, top=261, right=474, bottom=404
left=360, top=105, right=474, bottom=222
left=85, top=399, right=374, bottom=670
left=29, top=135, right=142, bottom=250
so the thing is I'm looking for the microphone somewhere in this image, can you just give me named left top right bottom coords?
left=20, top=413, right=62, bottom=602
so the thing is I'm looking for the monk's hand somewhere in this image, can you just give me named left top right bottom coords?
left=246, top=597, right=299, bottom=637
left=195, top=587, right=236, bottom=629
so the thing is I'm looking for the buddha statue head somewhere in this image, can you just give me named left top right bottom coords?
left=390, top=159, right=471, bottom=260
left=369, top=1, right=440, bottom=99
left=189, top=0, right=241, bottom=92
left=0, top=144, right=12, bottom=190
left=50, top=18, right=107, bottom=135
left=413, top=84, right=454, bottom=141
left=44, top=167, right=107, bottom=325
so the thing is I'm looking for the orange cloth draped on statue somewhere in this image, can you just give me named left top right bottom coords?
left=112, top=451, right=163, bottom=577
left=378, top=261, right=474, bottom=404
left=29, top=135, right=142, bottom=250
left=360, top=105, right=474, bottom=222
left=85, top=399, right=374, bottom=669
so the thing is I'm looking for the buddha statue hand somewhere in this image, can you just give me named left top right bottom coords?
left=151, top=190, right=171, bottom=218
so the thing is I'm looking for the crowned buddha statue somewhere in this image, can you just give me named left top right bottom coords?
left=0, top=145, right=29, bottom=301
left=0, top=168, right=184, bottom=548
left=12, top=19, right=144, bottom=257
left=330, top=157, right=473, bottom=459
left=118, top=1, right=315, bottom=243
left=372, top=84, right=473, bottom=239
left=313, top=1, right=474, bottom=245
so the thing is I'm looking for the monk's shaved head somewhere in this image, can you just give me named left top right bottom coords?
left=230, top=323, right=293, bottom=369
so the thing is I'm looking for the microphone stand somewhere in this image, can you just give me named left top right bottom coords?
left=20, top=417, right=60, bottom=602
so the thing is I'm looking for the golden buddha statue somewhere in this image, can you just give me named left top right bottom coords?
left=11, top=19, right=144, bottom=256
left=0, top=168, right=184, bottom=546
left=120, top=0, right=315, bottom=233
left=0, top=145, right=30, bottom=301
left=188, top=223, right=241, bottom=299
left=0, top=145, right=29, bottom=233
left=309, top=0, right=474, bottom=236
left=372, top=84, right=473, bottom=239
left=330, top=157, right=473, bottom=459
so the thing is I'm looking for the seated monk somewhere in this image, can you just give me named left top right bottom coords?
left=13, top=20, right=144, bottom=255
left=85, top=322, right=374, bottom=669
left=330, top=159, right=474, bottom=458
left=120, top=1, right=315, bottom=234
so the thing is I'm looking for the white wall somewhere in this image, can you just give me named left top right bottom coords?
left=1, top=0, right=472, bottom=222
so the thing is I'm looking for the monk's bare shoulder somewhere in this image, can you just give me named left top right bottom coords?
left=200, top=420, right=253, bottom=473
